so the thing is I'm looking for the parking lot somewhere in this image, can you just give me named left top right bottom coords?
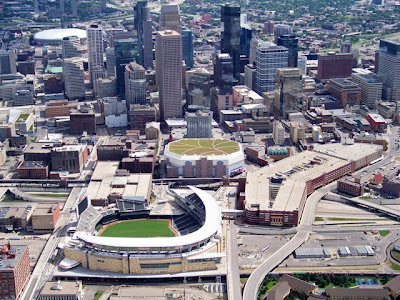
left=280, top=231, right=391, bottom=269
left=237, top=233, right=293, bottom=270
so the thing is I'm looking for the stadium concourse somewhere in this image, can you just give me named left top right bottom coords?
left=164, top=138, right=245, bottom=177
left=60, top=186, right=225, bottom=275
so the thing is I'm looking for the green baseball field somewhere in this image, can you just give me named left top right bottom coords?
left=168, top=139, right=240, bottom=155
left=99, top=219, right=176, bottom=238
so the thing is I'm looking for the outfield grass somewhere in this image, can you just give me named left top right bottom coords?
left=169, top=139, right=240, bottom=156
left=100, top=219, right=176, bottom=238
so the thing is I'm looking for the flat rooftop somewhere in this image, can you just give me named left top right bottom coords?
left=40, top=281, right=81, bottom=296
left=246, top=143, right=382, bottom=211
left=0, top=244, right=28, bottom=270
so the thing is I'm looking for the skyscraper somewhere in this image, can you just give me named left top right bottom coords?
left=106, top=47, right=116, bottom=77
left=63, top=57, right=85, bottom=100
left=351, top=69, right=382, bottom=110
left=249, top=37, right=260, bottom=66
left=160, top=5, right=182, bottom=33
left=274, top=24, right=292, bottom=44
left=156, top=30, right=182, bottom=121
left=134, top=1, right=153, bottom=69
left=87, top=24, right=104, bottom=84
left=214, top=53, right=238, bottom=95
left=0, top=50, right=16, bottom=74
left=125, top=62, right=146, bottom=106
left=186, top=110, right=213, bottom=138
left=277, top=35, right=298, bottom=68
left=274, top=68, right=303, bottom=118
left=182, top=28, right=194, bottom=69
left=240, top=24, right=252, bottom=57
left=317, top=52, right=353, bottom=80
left=114, top=39, right=138, bottom=98
left=62, top=36, right=81, bottom=59
left=186, top=68, right=211, bottom=107
left=255, top=42, right=288, bottom=95
left=377, top=39, right=400, bottom=101
left=221, top=5, right=241, bottom=80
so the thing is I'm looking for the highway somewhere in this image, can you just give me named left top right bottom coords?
left=243, top=126, right=400, bottom=300
left=20, top=187, right=82, bottom=300
left=242, top=186, right=335, bottom=300
left=327, top=193, right=400, bottom=219
left=225, top=187, right=242, bottom=300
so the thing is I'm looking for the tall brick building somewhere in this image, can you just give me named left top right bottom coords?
left=0, top=243, right=30, bottom=299
left=317, top=52, right=353, bottom=80
left=326, top=78, right=361, bottom=107
left=70, top=106, right=96, bottom=134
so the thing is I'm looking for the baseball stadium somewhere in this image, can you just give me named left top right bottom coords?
left=164, top=139, right=245, bottom=178
left=61, top=186, right=224, bottom=276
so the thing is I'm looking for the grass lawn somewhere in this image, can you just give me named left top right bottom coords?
left=28, top=193, right=69, bottom=198
left=169, top=139, right=239, bottom=155
left=94, top=291, right=104, bottom=300
left=100, top=219, right=176, bottom=238
left=379, top=230, right=390, bottom=237
left=388, top=259, right=400, bottom=271
left=314, top=217, right=324, bottom=221
left=16, top=113, right=29, bottom=123
left=327, top=217, right=385, bottom=222
left=391, top=250, right=400, bottom=263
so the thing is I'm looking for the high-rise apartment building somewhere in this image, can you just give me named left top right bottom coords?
left=274, top=68, right=303, bottom=118
left=255, top=42, right=288, bottom=95
left=114, top=39, right=138, bottom=98
left=160, top=5, right=182, bottom=33
left=0, top=50, right=17, bottom=74
left=156, top=30, right=182, bottom=121
left=186, top=110, right=213, bottom=138
left=274, top=24, right=292, bottom=44
left=125, top=62, right=146, bottom=106
left=87, top=24, right=104, bottom=84
left=277, top=35, right=298, bottom=68
left=377, top=39, right=400, bottom=101
left=63, top=57, right=85, bottom=100
left=182, top=28, right=194, bottom=69
left=351, top=68, right=382, bottom=110
left=186, top=68, right=211, bottom=107
left=221, top=5, right=241, bottom=80
left=61, top=36, right=81, bottom=59
left=134, top=1, right=153, bottom=69
left=317, top=52, right=353, bottom=80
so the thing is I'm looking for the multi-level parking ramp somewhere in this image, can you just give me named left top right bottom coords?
left=243, top=186, right=335, bottom=300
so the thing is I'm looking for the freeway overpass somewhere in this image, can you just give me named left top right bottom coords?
left=242, top=186, right=335, bottom=300
left=324, top=193, right=400, bottom=220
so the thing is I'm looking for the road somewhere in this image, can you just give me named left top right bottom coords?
left=225, top=187, right=242, bottom=300
left=243, top=126, right=400, bottom=300
left=243, top=186, right=336, bottom=300
left=20, top=187, right=82, bottom=300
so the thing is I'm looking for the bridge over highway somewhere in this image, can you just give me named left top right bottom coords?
left=242, top=185, right=335, bottom=300
left=324, top=193, right=400, bottom=220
